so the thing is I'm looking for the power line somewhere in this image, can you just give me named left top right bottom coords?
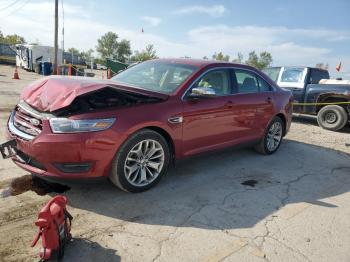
left=1, top=0, right=30, bottom=17
left=0, top=0, right=22, bottom=12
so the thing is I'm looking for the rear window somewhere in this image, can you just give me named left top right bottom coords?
left=263, top=67, right=281, bottom=82
left=280, top=68, right=304, bottom=83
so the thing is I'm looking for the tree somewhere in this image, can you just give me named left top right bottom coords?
left=132, top=44, right=158, bottom=62
left=116, top=39, right=132, bottom=62
left=212, top=52, right=230, bottom=62
left=0, top=31, right=26, bottom=45
left=203, top=56, right=209, bottom=60
left=245, top=51, right=272, bottom=70
left=67, top=47, right=80, bottom=55
left=80, top=49, right=94, bottom=62
left=232, top=52, right=243, bottom=63
left=96, top=32, right=131, bottom=62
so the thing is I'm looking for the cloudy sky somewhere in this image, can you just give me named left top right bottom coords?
left=1, top=0, right=349, bottom=78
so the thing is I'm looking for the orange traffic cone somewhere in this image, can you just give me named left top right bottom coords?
left=13, top=66, right=20, bottom=80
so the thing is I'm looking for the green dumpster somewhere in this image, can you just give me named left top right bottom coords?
left=106, top=59, right=128, bottom=76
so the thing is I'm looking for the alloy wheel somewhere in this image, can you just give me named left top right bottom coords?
left=124, top=139, right=165, bottom=187
left=266, top=122, right=282, bottom=152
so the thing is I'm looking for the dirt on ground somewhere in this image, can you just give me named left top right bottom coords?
left=0, top=65, right=349, bottom=262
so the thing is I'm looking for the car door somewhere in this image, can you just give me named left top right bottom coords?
left=229, top=69, right=275, bottom=140
left=181, top=69, right=238, bottom=156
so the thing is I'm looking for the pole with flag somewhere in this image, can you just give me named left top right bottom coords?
left=336, top=61, right=342, bottom=72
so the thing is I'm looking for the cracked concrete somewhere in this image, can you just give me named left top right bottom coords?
left=0, top=66, right=350, bottom=261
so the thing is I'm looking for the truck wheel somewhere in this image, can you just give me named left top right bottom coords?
left=255, top=116, right=284, bottom=155
left=317, top=105, right=348, bottom=131
left=109, top=129, right=170, bottom=193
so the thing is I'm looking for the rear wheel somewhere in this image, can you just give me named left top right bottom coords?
left=317, top=105, right=348, bottom=131
left=109, top=129, right=170, bottom=193
left=255, top=116, right=284, bottom=155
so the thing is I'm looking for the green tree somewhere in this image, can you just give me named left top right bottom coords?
left=67, top=47, right=80, bottom=55
left=96, top=32, right=131, bottom=62
left=232, top=52, right=243, bottom=63
left=132, top=44, right=158, bottom=62
left=80, top=49, right=94, bottom=62
left=245, top=51, right=273, bottom=70
left=0, top=31, right=25, bottom=45
left=116, top=39, right=132, bottom=62
left=212, top=52, right=230, bottom=62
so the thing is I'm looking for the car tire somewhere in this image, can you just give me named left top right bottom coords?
left=109, top=129, right=170, bottom=193
left=255, top=116, right=284, bottom=155
left=317, top=105, right=348, bottom=131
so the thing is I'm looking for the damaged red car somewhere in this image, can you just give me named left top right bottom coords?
left=1, top=59, right=292, bottom=192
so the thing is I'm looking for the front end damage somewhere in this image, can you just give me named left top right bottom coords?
left=2, top=76, right=167, bottom=179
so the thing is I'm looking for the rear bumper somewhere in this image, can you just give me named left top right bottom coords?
left=6, top=121, right=126, bottom=179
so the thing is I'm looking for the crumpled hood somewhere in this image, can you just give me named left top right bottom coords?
left=21, top=76, right=168, bottom=112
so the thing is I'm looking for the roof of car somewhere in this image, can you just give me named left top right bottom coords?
left=153, top=58, right=244, bottom=68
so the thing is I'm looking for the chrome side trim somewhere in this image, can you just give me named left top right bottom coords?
left=181, top=66, right=276, bottom=100
left=168, top=116, right=183, bottom=124
left=8, top=111, right=35, bottom=140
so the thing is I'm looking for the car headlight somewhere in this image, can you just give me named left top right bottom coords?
left=49, top=118, right=116, bottom=133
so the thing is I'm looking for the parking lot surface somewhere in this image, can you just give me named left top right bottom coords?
left=0, top=65, right=349, bottom=262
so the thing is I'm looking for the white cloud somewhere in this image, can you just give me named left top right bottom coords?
left=140, top=16, right=161, bottom=27
left=174, top=5, right=226, bottom=17
left=1, top=1, right=349, bottom=78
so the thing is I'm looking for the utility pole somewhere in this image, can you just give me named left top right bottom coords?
left=53, top=0, right=58, bottom=74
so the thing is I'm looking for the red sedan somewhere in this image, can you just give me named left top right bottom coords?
left=1, top=59, right=292, bottom=192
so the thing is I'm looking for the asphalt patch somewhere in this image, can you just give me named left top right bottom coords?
left=241, top=179, right=258, bottom=187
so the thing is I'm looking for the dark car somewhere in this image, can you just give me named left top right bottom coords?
left=1, top=59, right=292, bottom=192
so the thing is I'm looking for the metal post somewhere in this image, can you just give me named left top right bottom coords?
left=53, top=0, right=58, bottom=74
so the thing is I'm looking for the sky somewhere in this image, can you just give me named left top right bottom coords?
left=0, top=0, right=350, bottom=78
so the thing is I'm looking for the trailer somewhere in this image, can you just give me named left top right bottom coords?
left=15, top=44, right=63, bottom=72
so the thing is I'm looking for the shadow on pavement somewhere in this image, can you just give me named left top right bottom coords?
left=64, top=238, right=120, bottom=262
left=60, top=139, right=350, bottom=230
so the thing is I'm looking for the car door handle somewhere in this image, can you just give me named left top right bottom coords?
left=225, top=101, right=234, bottom=108
left=266, top=97, right=272, bottom=104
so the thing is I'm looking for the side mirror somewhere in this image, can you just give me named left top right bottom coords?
left=188, top=87, right=216, bottom=99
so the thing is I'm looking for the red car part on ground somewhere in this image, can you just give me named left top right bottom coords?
left=31, top=195, right=73, bottom=260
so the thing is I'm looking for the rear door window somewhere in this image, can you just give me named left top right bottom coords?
left=235, top=71, right=259, bottom=94
left=233, top=70, right=272, bottom=93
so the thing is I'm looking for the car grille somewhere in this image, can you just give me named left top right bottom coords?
left=12, top=105, right=43, bottom=137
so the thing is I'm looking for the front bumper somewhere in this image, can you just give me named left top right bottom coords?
left=6, top=113, right=125, bottom=179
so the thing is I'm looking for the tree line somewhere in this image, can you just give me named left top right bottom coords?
left=0, top=30, right=329, bottom=70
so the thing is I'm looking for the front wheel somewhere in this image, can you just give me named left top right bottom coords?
left=255, top=116, right=284, bottom=155
left=109, top=129, right=170, bottom=193
left=317, top=105, right=348, bottom=131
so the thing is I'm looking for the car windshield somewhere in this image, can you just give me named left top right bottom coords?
left=280, top=67, right=305, bottom=83
left=111, top=61, right=197, bottom=94
left=263, top=67, right=281, bottom=82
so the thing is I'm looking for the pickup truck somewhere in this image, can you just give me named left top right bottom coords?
left=263, top=66, right=350, bottom=131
